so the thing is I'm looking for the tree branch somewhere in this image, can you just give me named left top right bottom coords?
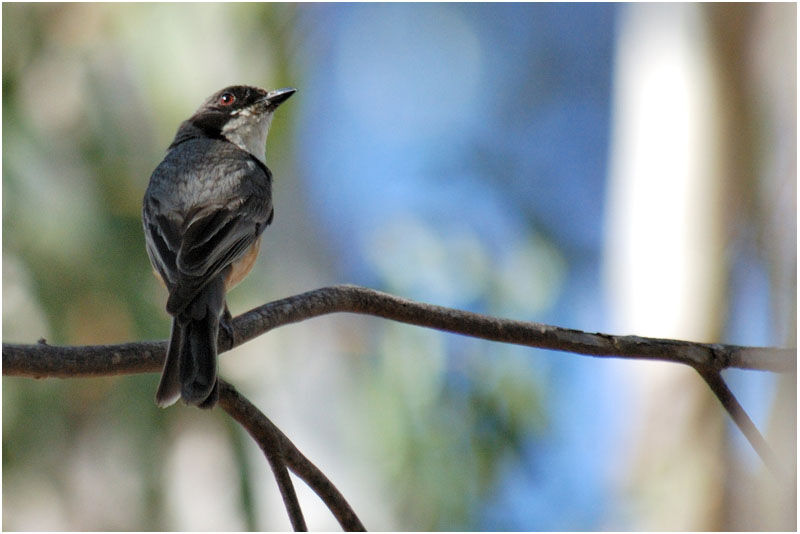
left=3, top=285, right=794, bottom=379
left=218, top=379, right=366, bottom=531
left=2, top=284, right=794, bottom=529
left=218, top=379, right=309, bottom=531
left=696, top=369, right=784, bottom=478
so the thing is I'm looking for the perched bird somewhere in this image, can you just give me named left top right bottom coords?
left=142, top=85, right=295, bottom=408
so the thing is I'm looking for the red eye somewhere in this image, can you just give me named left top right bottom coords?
left=218, top=92, right=235, bottom=106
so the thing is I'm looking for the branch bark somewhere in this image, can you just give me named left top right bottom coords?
left=218, top=379, right=366, bottom=531
left=219, top=379, right=309, bottom=531
left=696, top=370, right=784, bottom=475
left=3, top=285, right=794, bottom=378
left=2, top=284, right=795, bottom=529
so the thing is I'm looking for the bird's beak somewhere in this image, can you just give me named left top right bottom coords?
left=263, top=87, right=296, bottom=110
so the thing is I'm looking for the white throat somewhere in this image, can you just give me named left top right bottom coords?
left=222, top=108, right=274, bottom=164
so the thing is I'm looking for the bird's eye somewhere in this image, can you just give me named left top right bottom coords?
left=218, top=92, right=235, bottom=106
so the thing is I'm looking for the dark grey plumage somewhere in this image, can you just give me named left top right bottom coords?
left=143, top=85, right=294, bottom=408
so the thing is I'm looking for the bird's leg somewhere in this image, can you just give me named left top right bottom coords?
left=219, top=304, right=236, bottom=347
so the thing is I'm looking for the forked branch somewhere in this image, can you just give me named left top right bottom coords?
left=219, top=380, right=365, bottom=531
left=2, top=284, right=795, bottom=530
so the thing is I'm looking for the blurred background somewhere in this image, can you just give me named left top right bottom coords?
left=2, top=3, right=795, bottom=530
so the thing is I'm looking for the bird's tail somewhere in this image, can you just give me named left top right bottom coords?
left=155, top=319, right=183, bottom=407
left=155, top=278, right=224, bottom=409
left=179, top=310, right=220, bottom=408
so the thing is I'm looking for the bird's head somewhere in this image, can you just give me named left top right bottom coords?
left=174, top=85, right=296, bottom=163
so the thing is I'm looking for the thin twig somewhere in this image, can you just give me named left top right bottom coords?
left=219, top=380, right=308, bottom=531
left=278, top=430, right=367, bottom=531
left=217, top=380, right=366, bottom=531
left=695, top=369, right=784, bottom=478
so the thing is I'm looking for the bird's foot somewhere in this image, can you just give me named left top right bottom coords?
left=219, top=306, right=236, bottom=347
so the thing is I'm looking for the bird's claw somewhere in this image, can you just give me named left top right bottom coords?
left=220, top=306, right=236, bottom=347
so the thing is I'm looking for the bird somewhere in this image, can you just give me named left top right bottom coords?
left=142, top=85, right=295, bottom=408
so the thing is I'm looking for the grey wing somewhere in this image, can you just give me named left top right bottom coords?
left=143, top=194, right=182, bottom=290
left=144, top=145, right=273, bottom=317
left=164, top=198, right=271, bottom=316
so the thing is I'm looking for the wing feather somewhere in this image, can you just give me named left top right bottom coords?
left=143, top=140, right=273, bottom=316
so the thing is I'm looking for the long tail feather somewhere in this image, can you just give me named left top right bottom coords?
left=155, top=320, right=183, bottom=407
left=179, top=311, right=219, bottom=406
